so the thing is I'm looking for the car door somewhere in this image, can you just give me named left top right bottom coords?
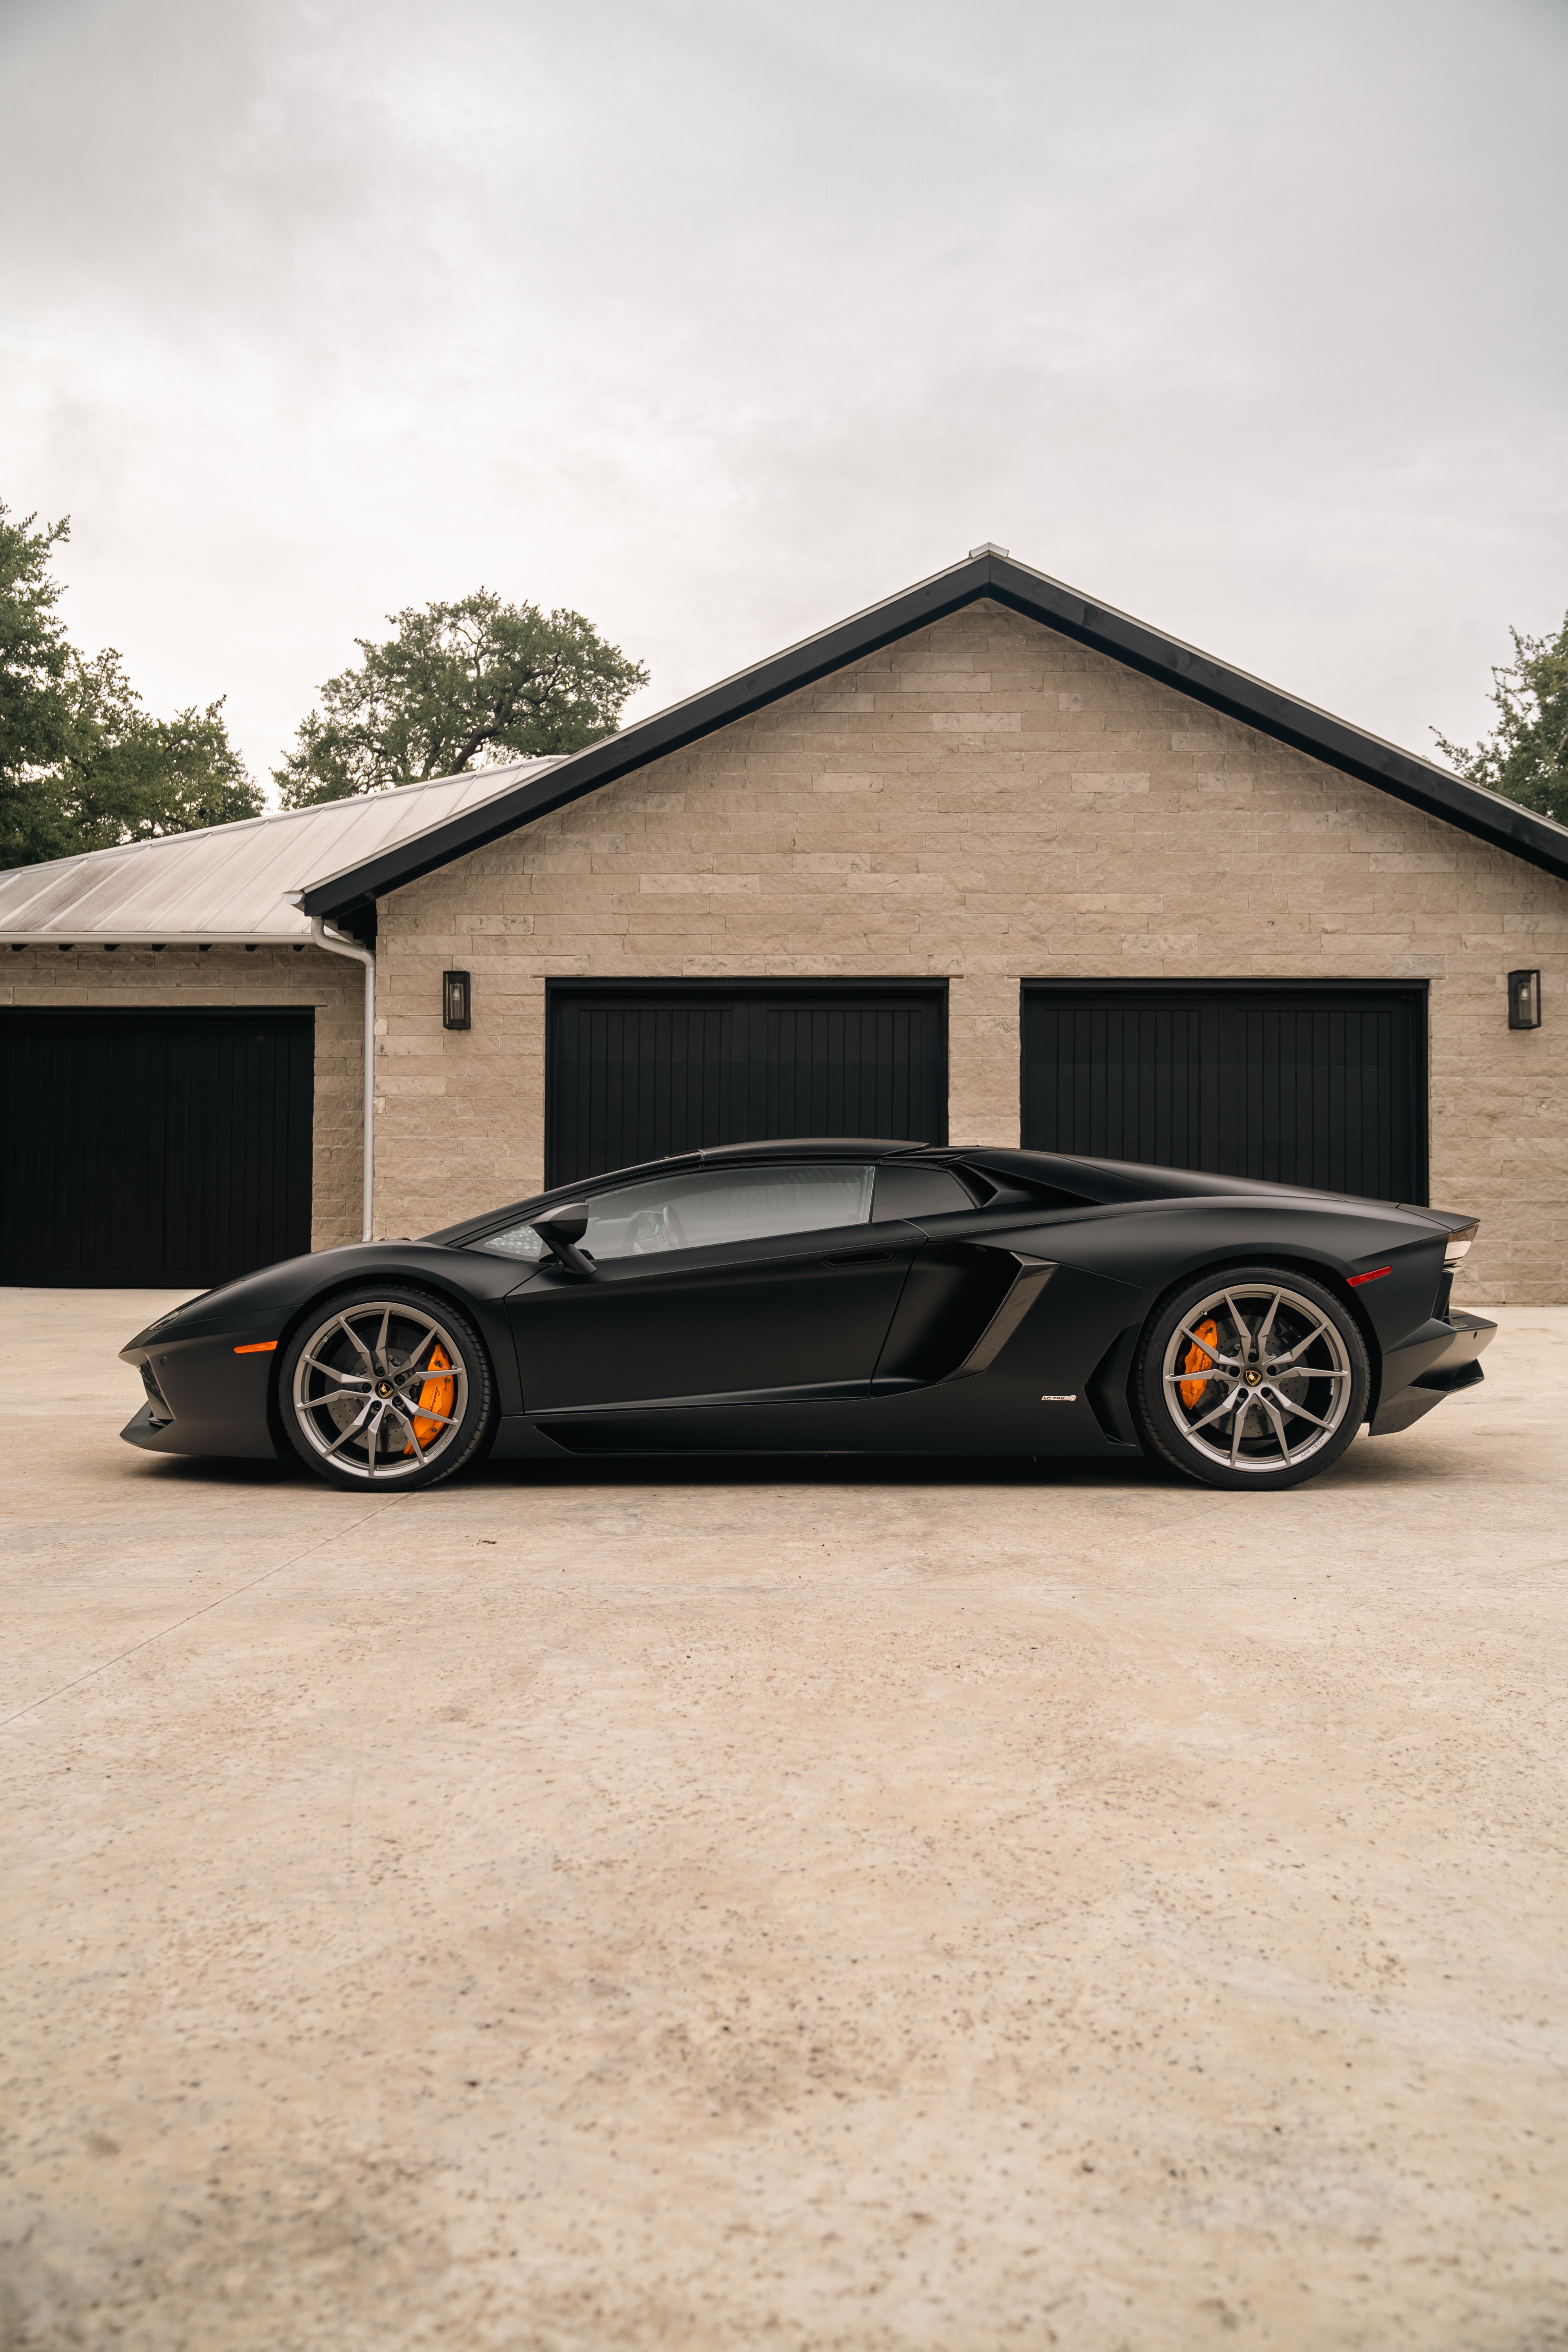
left=500, top=1160, right=927, bottom=1411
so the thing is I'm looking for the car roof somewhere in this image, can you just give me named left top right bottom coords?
left=419, top=1137, right=1427, bottom=1248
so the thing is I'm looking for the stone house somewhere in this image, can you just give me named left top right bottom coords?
left=3, top=549, right=1564, bottom=1301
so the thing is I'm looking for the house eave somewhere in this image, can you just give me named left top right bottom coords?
left=0, top=930, right=316, bottom=949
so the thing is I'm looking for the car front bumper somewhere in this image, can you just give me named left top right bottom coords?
left=119, top=1329, right=283, bottom=1460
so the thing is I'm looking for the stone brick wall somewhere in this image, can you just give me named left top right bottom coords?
left=374, top=599, right=1568, bottom=1303
left=1, top=944, right=364, bottom=1251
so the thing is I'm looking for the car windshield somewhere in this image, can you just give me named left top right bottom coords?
left=474, top=1161, right=876, bottom=1263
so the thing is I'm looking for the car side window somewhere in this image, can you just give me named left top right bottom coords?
left=472, top=1162, right=875, bottom=1264
left=583, top=1163, right=875, bottom=1259
left=473, top=1221, right=547, bottom=1262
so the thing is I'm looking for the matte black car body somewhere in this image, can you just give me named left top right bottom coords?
left=120, top=1139, right=1494, bottom=1479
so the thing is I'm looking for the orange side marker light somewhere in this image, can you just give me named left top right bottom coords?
left=1180, top=1318, right=1218, bottom=1408
left=234, top=1341, right=278, bottom=1354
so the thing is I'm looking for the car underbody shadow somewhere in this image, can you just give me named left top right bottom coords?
left=470, top=1450, right=1175, bottom=1491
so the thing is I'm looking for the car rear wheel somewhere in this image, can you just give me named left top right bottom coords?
left=1133, top=1265, right=1369, bottom=1492
left=279, top=1287, right=494, bottom=1490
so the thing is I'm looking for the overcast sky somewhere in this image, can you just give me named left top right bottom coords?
left=3, top=0, right=1565, bottom=793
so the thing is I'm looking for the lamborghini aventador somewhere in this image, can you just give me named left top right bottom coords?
left=119, top=1139, right=1493, bottom=1494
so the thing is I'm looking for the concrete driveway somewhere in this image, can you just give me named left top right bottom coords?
left=2, top=1287, right=1566, bottom=2352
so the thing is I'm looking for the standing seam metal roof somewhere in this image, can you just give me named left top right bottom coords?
left=0, top=760, right=563, bottom=943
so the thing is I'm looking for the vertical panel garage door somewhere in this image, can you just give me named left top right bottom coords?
left=0, top=1008, right=314, bottom=1286
left=547, top=982, right=947, bottom=1185
left=1021, top=982, right=1427, bottom=1202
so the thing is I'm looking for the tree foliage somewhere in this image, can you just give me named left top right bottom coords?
left=0, top=505, right=76, bottom=866
left=1434, top=613, right=1568, bottom=828
left=59, top=650, right=260, bottom=849
left=274, top=590, right=650, bottom=806
left=0, top=501, right=259, bottom=870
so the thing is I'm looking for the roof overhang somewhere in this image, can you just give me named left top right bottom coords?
left=300, top=547, right=1568, bottom=921
left=2, top=931, right=312, bottom=949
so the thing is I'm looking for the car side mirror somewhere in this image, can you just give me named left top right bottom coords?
left=532, top=1202, right=594, bottom=1277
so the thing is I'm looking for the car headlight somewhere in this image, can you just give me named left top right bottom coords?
left=1444, top=1223, right=1478, bottom=1268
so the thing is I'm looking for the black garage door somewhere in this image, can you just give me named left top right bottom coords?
left=0, top=1008, right=314, bottom=1286
left=1021, top=982, right=1427, bottom=1202
left=546, top=982, right=947, bottom=1186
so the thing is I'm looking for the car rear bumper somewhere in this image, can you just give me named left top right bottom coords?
left=1368, top=1310, right=1496, bottom=1437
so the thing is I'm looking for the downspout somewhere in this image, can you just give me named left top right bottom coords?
left=308, top=916, right=376, bottom=1243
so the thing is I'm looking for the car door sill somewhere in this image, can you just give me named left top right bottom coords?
left=531, top=1377, right=883, bottom=1419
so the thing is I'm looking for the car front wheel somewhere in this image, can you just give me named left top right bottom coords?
left=1133, top=1264, right=1370, bottom=1491
left=279, top=1287, right=494, bottom=1490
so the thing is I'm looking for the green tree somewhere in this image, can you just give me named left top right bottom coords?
left=0, top=501, right=259, bottom=869
left=1434, top=613, right=1568, bottom=827
left=58, top=649, right=260, bottom=851
left=274, top=589, right=650, bottom=807
left=0, top=504, right=76, bottom=866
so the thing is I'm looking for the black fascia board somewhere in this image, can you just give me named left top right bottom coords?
left=301, top=551, right=1568, bottom=920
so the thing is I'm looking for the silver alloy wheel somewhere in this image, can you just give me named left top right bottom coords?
left=1158, top=1279, right=1355, bottom=1475
left=290, top=1301, right=469, bottom=1482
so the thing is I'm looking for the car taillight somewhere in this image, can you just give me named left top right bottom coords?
left=1444, top=1223, right=1478, bottom=1269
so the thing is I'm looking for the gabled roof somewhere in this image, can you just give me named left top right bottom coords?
left=0, top=759, right=562, bottom=944
left=299, top=547, right=1568, bottom=922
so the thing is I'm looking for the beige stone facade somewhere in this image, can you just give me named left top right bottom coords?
left=1, top=944, right=364, bottom=1252
left=371, top=599, right=1567, bottom=1304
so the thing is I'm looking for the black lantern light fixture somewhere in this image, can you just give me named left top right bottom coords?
left=1507, top=969, right=1541, bottom=1030
left=442, top=969, right=472, bottom=1031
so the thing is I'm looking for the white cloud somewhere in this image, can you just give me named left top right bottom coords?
left=2, top=0, right=1564, bottom=790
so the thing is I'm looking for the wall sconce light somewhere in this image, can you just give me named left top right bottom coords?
left=1507, top=969, right=1541, bottom=1030
left=443, top=969, right=472, bottom=1031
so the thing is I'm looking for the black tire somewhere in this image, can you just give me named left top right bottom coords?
left=1132, top=1263, right=1370, bottom=1492
left=279, top=1285, right=495, bottom=1492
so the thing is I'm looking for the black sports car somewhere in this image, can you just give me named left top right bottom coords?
left=120, top=1139, right=1494, bottom=1494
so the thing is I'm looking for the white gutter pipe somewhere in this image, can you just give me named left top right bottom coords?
left=308, top=916, right=376, bottom=1242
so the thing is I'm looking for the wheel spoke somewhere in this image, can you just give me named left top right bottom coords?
left=1188, top=1387, right=1244, bottom=1434
left=1223, top=1291, right=1254, bottom=1352
left=400, top=1411, right=428, bottom=1465
left=1176, top=1321, right=1242, bottom=1370
left=1256, top=1289, right=1286, bottom=1351
left=396, top=1401, right=459, bottom=1429
left=375, top=1305, right=391, bottom=1373
left=408, top=1330, right=457, bottom=1377
left=1272, top=1319, right=1333, bottom=1368
left=1262, top=1387, right=1336, bottom=1431
left=1260, top=1396, right=1294, bottom=1465
left=337, top=1315, right=377, bottom=1373
left=321, top=1398, right=376, bottom=1458
left=1229, top=1392, right=1254, bottom=1466
left=301, top=1355, right=370, bottom=1387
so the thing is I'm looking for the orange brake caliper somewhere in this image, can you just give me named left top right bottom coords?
left=1180, top=1318, right=1218, bottom=1409
left=405, top=1344, right=454, bottom=1454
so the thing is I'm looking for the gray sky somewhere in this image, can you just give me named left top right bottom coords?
left=3, top=0, right=1565, bottom=791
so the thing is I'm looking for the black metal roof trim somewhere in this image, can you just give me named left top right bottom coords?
left=301, top=551, right=1568, bottom=919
